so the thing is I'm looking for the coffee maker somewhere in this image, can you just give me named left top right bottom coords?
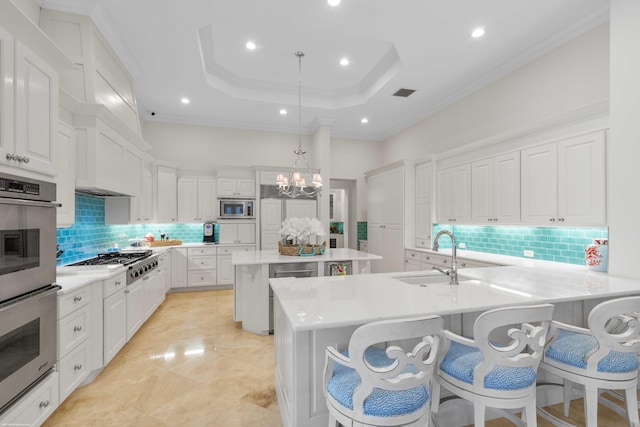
left=203, top=222, right=216, bottom=243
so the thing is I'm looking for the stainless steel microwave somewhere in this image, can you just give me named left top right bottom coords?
left=219, top=198, right=254, bottom=219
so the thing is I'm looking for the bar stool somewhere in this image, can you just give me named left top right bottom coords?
left=323, top=315, right=443, bottom=427
left=432, top=303, right=554, bottom=427
left=539, top=296, right=640, bottom=427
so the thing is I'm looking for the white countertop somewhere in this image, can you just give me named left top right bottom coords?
left=55, top=266, right=126, bottom=295
left=270, top=266, right=640, bottom=331
left=231, top=248, right=381, bottom=265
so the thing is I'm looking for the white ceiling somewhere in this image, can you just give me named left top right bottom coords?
left=37, top=0, right=609, bottom=141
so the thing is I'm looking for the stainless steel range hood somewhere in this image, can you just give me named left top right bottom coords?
left=75, top=187, right=132, bottom=197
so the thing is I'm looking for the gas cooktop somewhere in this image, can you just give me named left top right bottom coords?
left=68, top=250, right=152, bottom=267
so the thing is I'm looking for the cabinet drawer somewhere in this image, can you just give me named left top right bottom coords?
left=217, top=245, right=255, bottom=255
left=404, top=250, right=421, bottom=260
left=58, top=304, right=90, bottom=359
left=58, top=339, right=90, bottom=403
left=415, top=238, right=431, bottom=248
left=57, top=285, right=90, bottom=319
left=188, top=270, right=217, bottom=287
left=188, top=247, right=217, bottom=256
left=102, top=273, right=126, bottom=299
left=188, top=255, right=216, bottom=270
left=0, top=372, right=58, bottom=426
left=421, top=253, right=449, bottom=265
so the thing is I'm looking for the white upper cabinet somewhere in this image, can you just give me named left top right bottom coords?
left=218, top=223, right=256, bottom=244
left=521, top=131, right=606, bottom=226
left=177, top=176, right=217, bottom=222
left=217, top=177, right=255, bottom=197
left=130, top=166, right=152, bottom=223
left=156, top=166, right=177, bottom=223
left=284, top=199, right=317, bottom=219
left=436, top=163, right=471, bottom=224
left=0, top=26, right=59, bottom=177
left=415, top=162, right=433, bottom=248
left=56, top=122, right=76, bottom=228
left=472, top=152, right=520, bottom=224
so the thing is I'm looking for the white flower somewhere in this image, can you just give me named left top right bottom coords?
left=280, top=217, right=325, bottom=244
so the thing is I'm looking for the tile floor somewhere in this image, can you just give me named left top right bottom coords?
left=44, top=290, right=281, bottom=427
left=43, top=289, right=633, bottom=427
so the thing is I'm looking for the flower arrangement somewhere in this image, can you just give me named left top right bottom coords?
left=280, top=217, right=325, bottom=245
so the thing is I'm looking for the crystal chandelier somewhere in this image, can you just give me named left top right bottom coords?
left=276, top=51, right=323, bottom=198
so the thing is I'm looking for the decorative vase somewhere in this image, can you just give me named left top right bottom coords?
left=585, top=238, right=608, bottom=272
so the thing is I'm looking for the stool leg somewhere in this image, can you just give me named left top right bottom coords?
left=624, top=386, right=640, bottom=427
left=524, top=400, right=537, bottom=427
left=583, top=382, right=598, bottom=427
left=431, top=380, right=441, bottom=415
left=474, top=401, right=486, bottom=427
left=563, top=379, right=572, bottom=417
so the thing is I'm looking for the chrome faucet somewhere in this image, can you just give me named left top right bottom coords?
left=432, top=230, right=458, bottom=285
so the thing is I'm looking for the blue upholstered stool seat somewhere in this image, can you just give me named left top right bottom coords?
left=440, top=341, right=537, bottom=390
left=545, top=329, right=639, bottom=373
left=326, top=347, right=430, bottom=417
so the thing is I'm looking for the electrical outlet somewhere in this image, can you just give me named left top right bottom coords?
left=459, top=242, right=466, bottom=249
left=524, top=250, right=534, bottom=258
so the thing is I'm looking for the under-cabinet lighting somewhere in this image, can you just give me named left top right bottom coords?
left=328, top=0, right=341, bottom=6
left=340, top=58, right=349, bottom=66
left=246, top=41, right=257, bottom=50
left=471, top=28, right=485, bottom=38
left=181, top=97, right=190, bottom=104
left=280, top=109, right=287, bottom=115
left=361, top=118, right=369, bottom=124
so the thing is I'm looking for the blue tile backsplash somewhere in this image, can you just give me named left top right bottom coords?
left=56, top=193, right=216, bottom=265
left=432, top=224, right=608, bottom=266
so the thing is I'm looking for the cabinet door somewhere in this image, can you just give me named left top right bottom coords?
left=138, top=167, right=153, bottom=222
left=521, top=142, right=557, bottom=224
left=217, top=254, right=233, bottom=285
left=218, top=223, right=238, bottom=244
left=177, top=177, right=198, bottom=222
left=198, top=177, right=217, bottom=221
left=436, top=168, right=454, bottom=223
left=261, top=199, right=282, bottom=228
left=261, top=228, right=281, bottom=250
left=126, top=281, right=144, bottom=341
left=493, top=152, right=520, bottom=224
left=367, top=225, right=383, bottom=273
left=236, top=178, right=256, bottom=197
left=237, top=223, right=256, bottom=244
left=171, top=248, right=188, bottom=288
left=452, top=164, right=472, bottom=223
left=472, top=159, right=493, bottom=223
left=0, top=26, right=14, bottom=168
left=382, top=226, right=404, bottom=273
left=14, top=41, right=58, bottom=176
left=557, top=132, right=606, bottom=225
left=415, top=200, right=432, bottom=248
left=103, top=289, right=127, bottom=365
left=416, top=163, right=432, bottom=200
left=217, top=178, right=236, bottom=196
left=284, top=199, right=317, bottom=219
left=156, top=166, right=177, bottom=222
left=56, top=122, right=76, bottom=228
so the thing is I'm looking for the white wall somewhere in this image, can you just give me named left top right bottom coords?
left=608, top=1, right=640, bottom=278
left=141, top=121, right=383, bottom=221
left=382, top=23, right=610, bottom=162
left=14, top=0, right=40, bottom=23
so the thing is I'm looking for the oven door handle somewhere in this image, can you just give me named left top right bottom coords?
left=0, top=197, right=61, bottom=208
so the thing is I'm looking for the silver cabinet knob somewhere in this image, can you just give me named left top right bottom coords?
left=74, top=364, right=82, bottom=371
left=115, top=280, right=122, bottom=286
left=74, top=325, right=82, bottom=332
left=74, top=295, right=82, bottom=302
left=39, top=400, right=50, bottom=408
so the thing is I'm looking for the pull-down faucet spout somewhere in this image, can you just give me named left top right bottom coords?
left=432, top=230, right=458, bottom=285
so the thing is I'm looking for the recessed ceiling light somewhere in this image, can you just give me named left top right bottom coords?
left=180, top=97, right=190, bottom=104
left=471, top=28, right=485, bottom=38
left=246, top=41, right=257, bottom=50
left=361, top=118, right=369, bottom=124
left=339, top=58, right=349, bottom=66
left=280, top=109, right=287, bottom=115
left=328, top=0, right=341, bottom=6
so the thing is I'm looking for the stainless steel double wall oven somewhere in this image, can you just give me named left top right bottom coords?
left=0, top=171, right=60, bottom=413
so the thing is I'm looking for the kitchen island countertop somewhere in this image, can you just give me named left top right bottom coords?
left=231, top=248, right=381, bottom=265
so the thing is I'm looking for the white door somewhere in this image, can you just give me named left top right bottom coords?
left=452, top=164, right=472, bottom=223
left=284, top=199, right=317, bottom=219
left=139, top=168, right=153, bottom=222
left=56, top=122, right=75, bottom=228
left=217, top=255, right=233, bottom=285
left=367, top=225, right=383, bottom=273
left=436, top=168, right=454, bottom=223
left=103, top=290, right=126, bottom=365
left=218, top=223, right=238, bottom=244
left=157, top=166, right=177, bottom=223
left=367, top=173, right=384, bottom=226
left=126, top=280, right=145, bottom=340
left=383, top=168, right=404, bottom=227
left=493, top=152, right=521, bottom=224
left=521, top=143, right=558, bottom=224
left=236, top=178, right=256, bottom=197
left=177, top=177, right=198, bottom=222
left=198, top=178, right=217, bottom=221
left=171, top=248, right=188, bottom=288
left=557, top=132, right=606, bottom=225
left=237, top=223, right=256, bottom=244
left=0, top=26, right=13, bottom=167
left=262, top=228, right=282, bottom=250
left=472, top=159, right=493, bottom=223
left=261, top=199, right=283, bottom=228
left=383, top=226, right=405, bottom=273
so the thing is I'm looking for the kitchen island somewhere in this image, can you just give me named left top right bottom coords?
left=270, top=266, right=640, bottom=427
left=231, top=248, right=381, bottom=335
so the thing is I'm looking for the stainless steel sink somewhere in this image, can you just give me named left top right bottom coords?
left=394, top=275, right=469, bottom=286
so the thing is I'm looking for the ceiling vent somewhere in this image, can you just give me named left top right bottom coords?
left=393, top=88, right=416, bottom=98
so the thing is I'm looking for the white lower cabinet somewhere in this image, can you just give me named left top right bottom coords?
left=126, top=279, right=145, bottom=341
left=187, top=247, right=217, bottom=287
left=171, top=248, right=188, bottom=288
left=103, top=289, right=126, bottom=365
left=0, top=373, right=58, bottom=427
left=404, top=249, right=502, bottom=272
left=57, top=285, right=91, bottom=404
left=216, top=246, right=255, bottom=285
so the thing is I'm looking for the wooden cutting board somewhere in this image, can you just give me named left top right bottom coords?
left=148, top=239, right=182, bottom=247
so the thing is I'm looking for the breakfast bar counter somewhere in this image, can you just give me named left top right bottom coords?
left=269, top=266, right=640, bottom=427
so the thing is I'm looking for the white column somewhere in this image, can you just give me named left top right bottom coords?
left=311, top=121, right=332, bottom=238
left=609, top=0, right=640, bottom=278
